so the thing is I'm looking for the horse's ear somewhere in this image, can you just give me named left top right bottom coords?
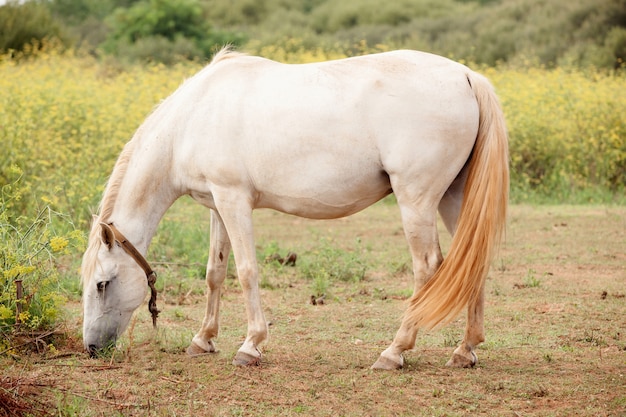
left=99, top=223, right=115, bottom=250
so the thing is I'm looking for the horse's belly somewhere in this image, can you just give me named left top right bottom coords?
left=255, top=163, right=392, bottom=219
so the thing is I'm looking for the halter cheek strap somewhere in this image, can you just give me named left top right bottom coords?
left=107, top=223, right=160, bottom=328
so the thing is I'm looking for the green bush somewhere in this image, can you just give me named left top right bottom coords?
left=103, top=0, right=246, bottom=62
left=3, top=0, right=625, bottom=68
left=0, top=1, right=68, bottom=54
left=0, top=168, right=84, bottom=354
left=112, top=35, right=203, bottom=65
left=309, top=0, right=457, bottom=33
left=205, top=0, right=268, bottom=26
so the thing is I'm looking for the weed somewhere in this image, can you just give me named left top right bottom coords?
left=0, top=172, right=83, bottom=352
left=524, top=269, right=542, bottom=288
left=432, top=388, right=445, bottom=398
left=514, top=268, right=543, bottom=289
left=260, top=275, right=276, bottom=290
left=492, top=283, right=502, bottom=296
left=311, top=271, right=329, bottom=298
left=441, top=330, right=461, bottom=348
left=581, top=330, right=606, bottom=347
left=531, top=385, right=550, bottom=398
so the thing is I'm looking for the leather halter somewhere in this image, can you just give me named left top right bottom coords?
left=107, top=223, right=160, bottom=328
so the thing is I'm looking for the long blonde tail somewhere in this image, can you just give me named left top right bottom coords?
left=404, top=71, right=509, bottom=330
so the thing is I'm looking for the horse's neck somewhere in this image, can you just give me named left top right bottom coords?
left=107, top=149, right=179, bottom=255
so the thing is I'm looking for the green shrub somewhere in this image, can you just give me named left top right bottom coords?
left=489, top=66, right=626, bottom=202
left=0, top=168, right=84, bottom=354
left=112, top=35, right=202, bottom=65
left=0, top=1, right=68, bottom=54
left=103, top=0, right=246, bottom=62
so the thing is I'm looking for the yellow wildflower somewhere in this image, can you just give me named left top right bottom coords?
left=49, top=236, right=69, bottom=253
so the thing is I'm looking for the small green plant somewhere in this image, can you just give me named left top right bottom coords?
left=0, top=168, right=84, bottom=354
left=441, top=330, right=460, bottom=348
left=581, top=330, right=606, bottom=347
left=432, top=388, right=445, bottom=398
left=524, top=269, right=542, bottom=288
left=311, top=271, right=330, bottom=297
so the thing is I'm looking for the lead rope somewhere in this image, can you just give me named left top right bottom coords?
left=147, top=271, right=159, bottom=328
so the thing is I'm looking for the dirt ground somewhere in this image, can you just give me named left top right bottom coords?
left=1, top=203, right=625, bottom=416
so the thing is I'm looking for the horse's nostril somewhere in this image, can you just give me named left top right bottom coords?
left=88, top=344, right=98, bottom=358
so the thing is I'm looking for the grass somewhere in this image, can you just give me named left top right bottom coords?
left=1, top=201, right=625, bottom=416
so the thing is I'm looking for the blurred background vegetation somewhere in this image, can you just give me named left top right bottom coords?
left=1, top=0, right=625, bottom=67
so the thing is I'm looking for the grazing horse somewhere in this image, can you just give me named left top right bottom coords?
left=81, top=48, right=508, bottom=369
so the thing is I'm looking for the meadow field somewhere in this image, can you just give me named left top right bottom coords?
left=0, top=46, right=625, bottom=416
left=1, top=201, right=625, bottom=416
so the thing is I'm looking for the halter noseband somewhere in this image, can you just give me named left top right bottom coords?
left=107, top=223, right=160, bottom=328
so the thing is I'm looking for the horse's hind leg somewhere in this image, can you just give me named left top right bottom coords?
left=187, top=210, right=231, bottom=356
left=446, top=281, right=484, bottom=368
left=439, top=178, right=485, bottom=368
left=372, top=196, right=443, bottom=370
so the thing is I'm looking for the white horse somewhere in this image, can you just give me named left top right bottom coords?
left=81, top=48, right=508, bottom=369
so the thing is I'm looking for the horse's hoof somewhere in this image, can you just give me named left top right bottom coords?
left=445, top=351, right=477, bottom=368
left=232, top=351, right=262, bottom=366
left=186, top=340, right=215, bottom=357
left=371, top=354, right=403, bottom=370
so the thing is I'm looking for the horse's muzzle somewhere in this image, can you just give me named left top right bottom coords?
left=87, top=344, right=99, bottom=358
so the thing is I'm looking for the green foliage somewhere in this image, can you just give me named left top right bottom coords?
left=523, top=269, right=541, bottom=288
left=47, top=0, right=129, bottom=50
left=0, top=0, right=68, bottom=54
left=107, top=0, right=208, bottom=43
left=299, top=238, right=367, bottom=296
left=205, top=0, right=269, bottom=26
left=49, top=0, right=137, bottom=23
left=309, top=0, right=457, bottom=33
left=2, top=0, right=625, bottom=68
left=0, top=169, right=84, bottom=353
left=488, top=66, right=626, bottom=202
left=604, top=26, right=626, bottom=68
left=240, top=0, right=626, bottom=70
left=103, top=0, right=246, bottom=62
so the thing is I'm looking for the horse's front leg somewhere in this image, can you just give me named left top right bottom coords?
left=214, top=197, right=267, bottom=366
left=446, top=281, right=485, bottom=368
left=187, top=211, right=231, bottom=356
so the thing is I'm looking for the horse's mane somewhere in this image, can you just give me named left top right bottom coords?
left=210, top=47, right=246, bottom=65
left=81, top=139, right=136, bottom=284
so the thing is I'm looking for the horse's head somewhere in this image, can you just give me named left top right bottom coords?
left=82, top=223, right=148, bottom=356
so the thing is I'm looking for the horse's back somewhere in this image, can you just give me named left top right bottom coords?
left=171, top=50, right=481, bottom=218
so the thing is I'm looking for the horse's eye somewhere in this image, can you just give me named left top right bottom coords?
left=96, top=281, right=109, bottom=293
